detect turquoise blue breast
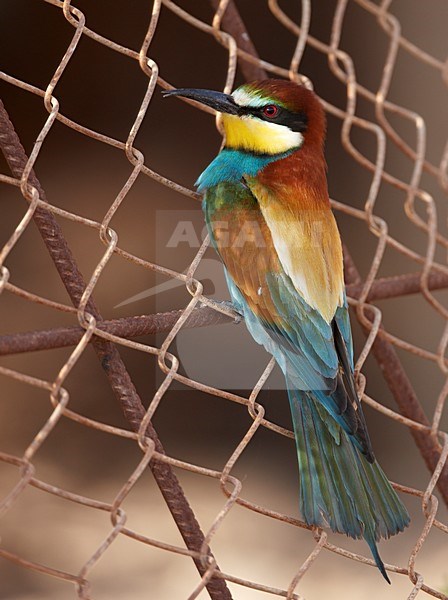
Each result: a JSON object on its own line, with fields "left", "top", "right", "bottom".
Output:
{"left": 196, "top": 148, "right": 292, "bottom": 192}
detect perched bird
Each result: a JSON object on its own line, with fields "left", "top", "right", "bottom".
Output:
{"left": 163, "top": 79, "right": 409, "bottom": 582}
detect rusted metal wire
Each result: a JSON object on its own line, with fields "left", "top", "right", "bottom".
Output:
{"left": 1, "top": 269, "right": 448, "bottom": 356}
{"left": 1, "top": 0, "right": 448, "bottom": 598}
{"left": 344, "top": 253, "right": 448, "bottom": 506}
{"left": 0, "top": 306, "right": 234, "bottom": 356}
{"left": 0, "top": 91, "right": 233, "bottom": 600}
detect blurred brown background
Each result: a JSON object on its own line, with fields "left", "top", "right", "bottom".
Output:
{"left": 1, "top": 1, "right": 448, "bottom": 598}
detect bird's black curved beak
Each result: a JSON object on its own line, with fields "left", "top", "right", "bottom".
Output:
{"left": 162, "top": 88, "right": 240, "bottom": 115}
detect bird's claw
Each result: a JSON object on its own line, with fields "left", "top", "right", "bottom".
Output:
{"left": 200, "top": 299, "right": 242, "bottom": 323}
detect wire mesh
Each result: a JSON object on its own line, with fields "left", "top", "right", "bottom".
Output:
{"left": 1, "top": 0, "right": 448, "bottom": 598}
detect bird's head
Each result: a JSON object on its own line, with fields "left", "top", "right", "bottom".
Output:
{"left": 163, "top": 79, "right": 326, "bottom": 155}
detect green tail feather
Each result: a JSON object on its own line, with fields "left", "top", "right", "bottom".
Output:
{"left": 289, "top": 389, "right": 410, "bottom": 582}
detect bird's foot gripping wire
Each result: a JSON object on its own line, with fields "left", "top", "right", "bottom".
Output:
{"left": 200, "top": 299, "right": 243, "bottom": 323}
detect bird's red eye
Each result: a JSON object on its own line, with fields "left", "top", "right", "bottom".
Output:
{"left": 262, "top": 104, "right": 279, "bottom": 118}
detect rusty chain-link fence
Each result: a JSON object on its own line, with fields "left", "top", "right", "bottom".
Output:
{"left": 1, "top": 0, "right": 448, "bottom": 598}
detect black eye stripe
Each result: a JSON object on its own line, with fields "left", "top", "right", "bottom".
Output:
{"left": 239, "top": 104, "right": 308, "bottom": 133}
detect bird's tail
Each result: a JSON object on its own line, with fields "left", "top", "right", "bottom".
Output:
{"left": 288, "top": 388, "right": 410, "bottom": 583}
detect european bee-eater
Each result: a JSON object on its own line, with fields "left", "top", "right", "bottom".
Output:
{"left": 164, "top": 79, "right": 409, "bottom": 582}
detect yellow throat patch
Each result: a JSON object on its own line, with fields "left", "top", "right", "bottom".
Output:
{"left": 222, "top": 113, "right": 303, "bottom": 155}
